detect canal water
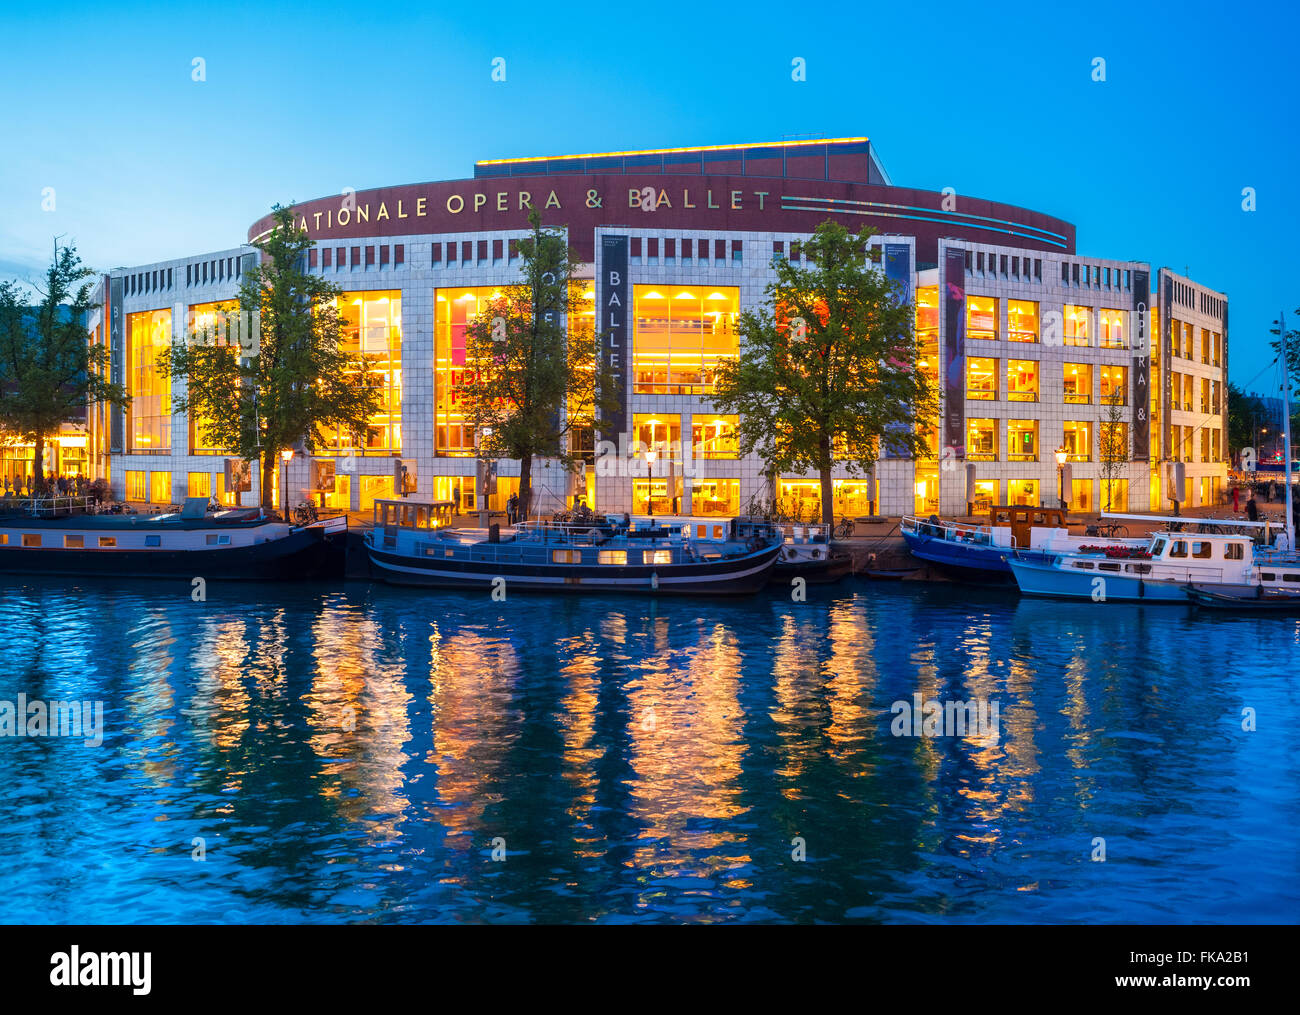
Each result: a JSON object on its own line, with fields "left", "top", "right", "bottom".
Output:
{"left": 0, "top": 576, "right": 1295, "bottom": 924}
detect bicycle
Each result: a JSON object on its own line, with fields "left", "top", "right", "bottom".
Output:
{"left": 293, "top": 500, "right": 320, "bottom": 525}
{"left": 833, "top": 516, "right": 855, "bottom": 539}
{"left": 1095, "top": 520, "right": 1129, "bottom": 539}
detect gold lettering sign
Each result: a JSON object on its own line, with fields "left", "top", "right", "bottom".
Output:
{"left": 447, "top": 195, "right": 463, "bottom": 214}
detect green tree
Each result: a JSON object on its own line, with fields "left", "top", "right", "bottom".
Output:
{"left": 711, "top": 220, "right": 937, "bottom": 526}
{"left": 1099, "top": 393, "right": 1131, "bottom": 512}
{"left": 0, "top": 243, "right": 127, "bottom": 492}
{"left": 166, "top": 205, "right": 380, "bottom": 510}
{"left": 459, "top": 208, "right": 610, "bottom": 519}
{"left": 1226, "top": 381, "right": 1270, "bottom": 459}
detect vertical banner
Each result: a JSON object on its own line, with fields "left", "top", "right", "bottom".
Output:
{"left": 942, "top": 247, "right": 966, "bottom": 459}
{"left": 1162, "top": 274, "right": 1173, "bottom": 462}
{"left": 108, "top": 275, "right": 124, "bottom": 454}
{"left": 882, "top": 242, "right": 912, "bottom": 459}
{"left": 1131, "top": 270, "right": 1150, "bottom": 461}
{"left": 599, "top": 235, "right": 629, "bottom": 438}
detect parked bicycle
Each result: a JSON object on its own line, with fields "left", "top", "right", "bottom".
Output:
{"left": 1094, "top": 520, "right": 1129, "bottom": 539}
{"left": 833, "top": 515, "right": 855, "bottom": 539}
{"left": 292, "top": 500, "right": 320, "bottom": 525}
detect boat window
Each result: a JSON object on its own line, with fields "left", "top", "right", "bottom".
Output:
{"left": 713, "top": 526, "right": 724, "bottom": 539}
{"left": 145, "top": 535, "right": 162, "bottom": 547}
{"left": 552, "top": 549, "right": 579, "bottom": 564}
{"left": 0, "top": 534, "right": 6, "bottom": 545}
{"left": 1074, "top": 561, "right": 1094, "bottom": 569}
{"left": 416, "top": 507, "right": 428, "bottom": 528}
{"left": 64, "top": 534, "right": 84, "bottom": 548}
{"left": 696, "top": 525, "right": 707, "bottom": 539}
{"left": 204, "top": 533, "right": 231, "bottom": 546}
{"left": 1128, "top": 563, "right": 1152, "bottom": 574}
{"left": 1286, "top": 575, "right": 1300, "bottom": 583}
{"left": 647, "top": 549, "right": 672, "bottom": 565}
{"left": 206, "top": 534, "right": 218, "bottom": 545}
{"left": 598, "top": 550, "right": 627, "bottom": 565}
{"left": 680, "top": 525, "right": 690, "bottom": 537}
{"left": 1191, "top": 541, "right": 1213, "bottom": 559}
{"left": 1168, "top": 541, "right": 1187, "bottom": 558}
{"left": 98, "top": 536, "right": 116, "bottom": 547}
{"left": 1150, "top": 538, "right": 1166, "bottom": 556}
{"left": 1262, "top": 572, "right": 1276, "bottom": 581}
{"left": 1224, "top": 544, "right": 1244, "bottom": 560}
{"left": 1098, "top": 562, "right": 1121, "bottom": 572}
{"left": 22, "top": 534, "right": 40, "bottom": 547}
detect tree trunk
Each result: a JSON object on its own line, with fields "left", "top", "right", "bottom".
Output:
{"left": 518, "top": 454, "right": 533, "bottom": 520}
{"left": 261, "top": 451, "right": 275, "bottom": 511}
{"left": 33, "top": 432, "right": 45, "bottom": 494}
{"left": 819, "top": 432, "right": 834, "bottom": 527}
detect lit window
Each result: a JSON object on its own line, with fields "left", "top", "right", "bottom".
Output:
{"left": 1099, "top": 366, "right": 1127, "bottom": 404}
{"left": 632, "top": 286, "right": 739, "bottom": 395}
{"left": 967, "top": 357, "right": 998, "bottom": 400}
{"left": 1064, "top": 421, "right": 1092, "bottom": 461}
{"left": 1064, "top": 306, "right": 1092, "bottom": 346}
{"left": 1006, "top": 360, "right": 1039, "bottom": 402}
{"left": 127, "top": 309, "right": 173, "bottom": 451}
{"left": 1007, "top": 420, "right": 1039, "bottom": 462}
{"left": 64, "top": 534, "right": 84, "bottom": 548}
{"left": 1064, "top": 363, "right": 1092, "bottom": 404}
{"left": 966, "top": 296, "right": 998, "bottom": 341}
{"left": 598, "top": 550, "right": 627, "bottom": 565}
{"left": 1007, "top": 300, "right": 1038, "bottom": 342}
{"left": 967, "top": 419, "right": 997, "bottom": 461}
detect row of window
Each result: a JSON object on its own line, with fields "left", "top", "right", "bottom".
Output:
{"left": 965, "top": 418, "right": 1126, "bottom": 463}
{"left": 966, "top": 251, "right": 1043, "bottom": 281}
{"left": 4, "top": 532, "right": 229, "bottom": 548}
{"left": 1168, "top": 318, "right": 1223, "bottom": 364}
{"left": 965, "top": 359, "right": 1130, "bottom": 403}
{"left": 310, "top": 245, "right": 406, "bottom": 271}
{"left": 1060, "top": 262, "right": 1132, "bottom": 291}
{"left": 1168, "top": 372, "right": 1221, "bottom": 415}
{"left": 919, "top": 295, "right": 1133, "bottom": 347}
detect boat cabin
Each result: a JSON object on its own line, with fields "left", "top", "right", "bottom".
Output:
{"left": 374, "top": 499, "right": 455, "bottom": 540}
{"left": 989, "top": 506, "right": 1068, "bottom": 551}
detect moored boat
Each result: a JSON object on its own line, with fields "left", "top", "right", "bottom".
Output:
{"left": 902, "top": 506, "right": 1144, "bottom": 582}
{"left": 1008, "top": 531, "right": 1295, "bottom": 603}
{"left": 0, "top": 497, "right": 347, "bottom": 581}
{"left": 768, "top": 522, "right": 853, "bottom": 585}
{"left": 1186, "top": 584, "right": 1300, "bottom": 611}
{"left": 364, "top": 500, "right": 782, "bottom": 595}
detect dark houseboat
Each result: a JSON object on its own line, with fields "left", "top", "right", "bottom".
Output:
{"left": 364, "top": 500, "right": 782, "bottom": 594}
{"left": 0, "top": 497, "right": 347, "bottom": 580}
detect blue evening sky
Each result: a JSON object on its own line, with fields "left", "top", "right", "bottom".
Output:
{"left": 1, "top": 0, "right": 1296, "bottom": 388}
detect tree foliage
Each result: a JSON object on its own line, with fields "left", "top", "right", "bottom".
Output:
{"left": 166, "top": 205, "right": 381, "bottom": 509}
{"left": 0, "top": 244, "right": 127, "bottom": 490}
{"left": 459, "top": 207, "right": 612, "bottom": 518}
{"left": 711, "top": 220, "right": 937, "bottom": 525}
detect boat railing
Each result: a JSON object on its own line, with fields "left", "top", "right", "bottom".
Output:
{"left": 7, "top": 495, "right": 99, "bottom": 517}
{"left": 901, "top": 514, "right": 998, "bottom": 547}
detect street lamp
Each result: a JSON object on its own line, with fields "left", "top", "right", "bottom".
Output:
{"left": 280, "top": 447, "right": 293, "bottom": 517}
{"left": 645, "top": 447, "right": 658, "bottom": 515}
{"left": 1054, "top": 446, "right": 1068, "bottom": 511}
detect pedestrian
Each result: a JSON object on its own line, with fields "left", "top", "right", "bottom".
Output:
{"left": 1232, "top": 485, "right": 1239, "bottom": 513}
{"left": 1246, "top": 493, "right": 1259, "bottom": 522}
{"left": 452, "top": 484, "right": 460, "bottom": 510}
{"left": 506, "top": 491, "right": 518, "bottom": 525}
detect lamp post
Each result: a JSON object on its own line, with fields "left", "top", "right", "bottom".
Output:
{"left": 280, "top": 447, "right": 294, "bottom": 518}
{"left": 645, "top": 448, "right": 657, "bottom": 515}
{"left": 1054, "top": 446, "right": 1067, "bottom": 511}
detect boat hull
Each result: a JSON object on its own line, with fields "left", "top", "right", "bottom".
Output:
{"left": 0, "top": 527, "right": 343, "bottom": 581}
{"left": 1008, "top": 558, "right": 1189, "bottom": 602}
{"left": 366, "top": 541, "right": 780, "bottom": 595}
{"left": 902, "top": 531, "right": 1015, "bottom": 582}
{"left": 770, "top": 549, "right": 853, "bottom": 585}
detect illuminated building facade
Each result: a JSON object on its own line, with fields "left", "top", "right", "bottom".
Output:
{"left": 81, "top": 138, "right": 1228, "bottom": 516}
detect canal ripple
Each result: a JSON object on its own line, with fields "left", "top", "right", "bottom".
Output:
{"left": 0, "top": 576, "right": 1295, "bottom": 923}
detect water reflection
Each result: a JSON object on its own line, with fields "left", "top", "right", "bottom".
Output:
{"left": 0, "top": 576, "right": 1296, "bottom": 924}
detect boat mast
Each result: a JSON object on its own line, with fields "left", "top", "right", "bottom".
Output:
{"left": 1281, "top": 311, "right": 1295, "bottom": 549}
